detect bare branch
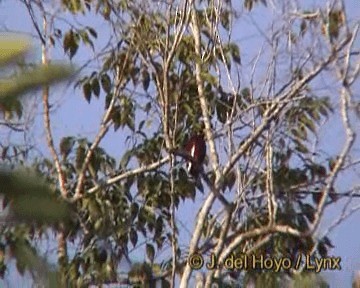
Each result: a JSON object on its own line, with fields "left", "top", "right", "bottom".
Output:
{"left": 222, "top": 34, "right": 352, "bottom": 178}
{"left": 218, "top": 224, "right": 302, "bottom": 264}
{"left": 41, "top": 14, "right": 68, "bottom": 198}
{"left": 87, "top": 156, "right": 170, "bottom": 194}
{"left": 307, "top": 26, "right": 358, "bottom": 236}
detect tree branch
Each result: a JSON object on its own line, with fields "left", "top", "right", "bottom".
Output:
{"left": 222, "top": 34, "right": 352, "bottom": 179}
{"left": 306, "top": 26, "right": 358, "bottom": 236}
{"left": 73, "top": 46, "right": 134, "bottom": 200}
{"left": 40, "top": 14, "right": 68, "bottom": 199}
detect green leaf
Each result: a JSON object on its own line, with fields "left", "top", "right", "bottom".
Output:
{"left": 105, "top": 92, "right": 113, "bottom": 109}
{"left": 63, "top": 30, "right": 79, "bottom": 59}
{"left": 112, "top": 108, "right": 121, "bottom": 132}
{"left": 12, "top": 99, "right": 23, "bottom": 119}
{"left": 155, "top": 216, "right": 163, "bottom": 238}
{"left": 300, "top": 20, "right": 307, "bottom": 36}
{"left": 142, "top": 70, "right": 150, "bottom": 91}
{"left": 126, "top": 117, "right": 135, "bottom": 131}
{"left": 91, "top": 78, "right": 100, "bottom": 98}
{"left": 244, "top": 0, "right": 254, "bottom": 11}
{"left": 318, "top": 104, "right": 329, "bottom": 117}
{"left": 79, "top": 30, "right": 94, "bottom": 50}
{"left": 100, "top": 74, "right": 112, "bottom": 93}
{"left": 307, "top": 109, "right": 321, "bottom": 122}
{"left": 220, "top": 10, "right": 230, "bottom": 30}
{"left": 146, "top": 243, "right": 155, "bottom": 263}
{"left": 60, "top": 136, "right": 75, "bottom": 160}
{"left": 200, "top": 72, "right": 217, "bottom": 85}
{"left": 225, "top": 170, "right": 236, "bottom": 191}
{"left": 87, "top": 27, "right": 98, "bottom": 39}
{"left": 120, "top": 150, "right": 133, "bottom": 169}
{"left": 0, "top": 169, "right": 72, "bottom": 224}
{"left": 229, "top": 43, "right": 241, "bottom": 64}
{"left": 301, "top": 203, "right": 315, "bottom": 222}
{"left": 63, "top": 0, "right": 84, "bottom": 13}
{"left": 76, "top": 145, "right": 86, "bottom": 170}
{"left": 88, "top": 199, "right": 101, "bottom": 219}
{"left": 130, "top": 202, "right": 139, "bottom": 221}
{"left": 130, "top": 229, "right": 138, "bottom": 247}
{"left": 294, "top": 139, "right": 309, "bottom": 154}
{"left": 83, "top": 82, "right": 92, "bottom": 103}
{"left": 144, "top": 102, "right": 151, "bottom": 113}
{"left": 0, "top": 37, "right": 30, "bottom": 66}
{"left": 1, "top": 146, "right": 8, "bottom": 160}
{"left": 183, "top": 103, "right": 195, "bottom": 117}
{"left": 0, "top": 65, "right": 74, "bottom": 100}
{"left": 300, "top": 115, "right": 316, "bottom": 133}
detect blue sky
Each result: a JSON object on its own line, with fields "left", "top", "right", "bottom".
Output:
{"left": 1, "top": 0, "right": 360, "bottom": 287}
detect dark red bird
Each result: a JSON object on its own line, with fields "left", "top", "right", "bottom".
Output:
{"left": 184, "top": 133, "right": 206, "bottom": 177}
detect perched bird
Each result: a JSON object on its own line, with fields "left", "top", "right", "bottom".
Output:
{"left": 184, "top": 132, "right": 206, "bottom": 178}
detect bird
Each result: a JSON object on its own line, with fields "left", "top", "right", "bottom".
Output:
{"left": 184, "top": 132, "right": 206, "bottom": 178}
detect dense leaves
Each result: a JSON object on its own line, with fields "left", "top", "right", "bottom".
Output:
{"left": 0, "top": 37, "right": 74, "bottom": 284}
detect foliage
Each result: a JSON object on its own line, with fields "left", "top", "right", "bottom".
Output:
{"left": 0, "top": 37, "right": 73, "bottom": 282}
